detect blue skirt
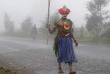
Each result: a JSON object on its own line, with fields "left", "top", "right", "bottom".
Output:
{"left": 57, "top": 36, "right": 77, "bottom": 63}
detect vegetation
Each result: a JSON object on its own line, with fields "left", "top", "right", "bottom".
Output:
{"left": 4, "top": 13, "right": 15, "bottom": 36}
{"left": 0, "top": 65, "right": 19, "bottom": 74}
{"left": 85, "top": 0, "right": 110, "bottom": 42}
{"left": 1, "top": 1, "right": 110, "bottom": 44}
{"left": 21, "top": 17, "right": 33, "bottom": 37}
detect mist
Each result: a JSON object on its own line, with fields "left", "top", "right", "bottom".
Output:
{"left": 0, "top": 0, "right": 94, "bottom": 30}
{"left": 0, "top": 0, "right": 110, "bottom": 74}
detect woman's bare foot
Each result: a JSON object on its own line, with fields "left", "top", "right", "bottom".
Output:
{"left": 58, "top": 68, "right": 64, "bottom": 73}
{"left": 69, "top": 69, "right": 76, "bottom": 74}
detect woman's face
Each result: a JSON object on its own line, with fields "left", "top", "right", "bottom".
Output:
{"left": 62, "top": 12, "right": 68, "bottom": 18}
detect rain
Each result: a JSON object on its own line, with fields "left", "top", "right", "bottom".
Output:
{"left": 0, "top": 0, "right": 110, "bottom": 74}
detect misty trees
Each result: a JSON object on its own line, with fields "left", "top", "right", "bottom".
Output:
{"left": 86, "top": 13, "right": 102, "bottom": 37}
{"left": 3, "top": 15, "right": 34, "bottom": 38}
{"left": 101, "top": 22, "right": 110, "bottom": 38}
{"left": 21, "top": 17, "right": 33, "bottom": 37}
{"left": 100, "top": 22, "right": 110, "bottom": 43}
{"left": 86, "top": 0, "right": 110, "bottom": 41}
{"left": 4, "top": 13, "right": 15, "bottom": 35}
{"left": 79, "top": 26, "right": 84, "bottom": 38}
{"left": 3, "top": 14, "right": 34, "bottom": 38}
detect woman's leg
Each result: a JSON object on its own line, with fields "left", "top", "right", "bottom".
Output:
{"left": 68, "top": 62, "right": 76, "bottom": 74}
{"left": 58, "top": 63, "right": 64, "bottom": 73}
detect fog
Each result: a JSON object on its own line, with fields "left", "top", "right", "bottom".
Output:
{"left": 0, "top": 0, "right": 110, "bottom": 74}
{"left": 0, "top": 0, "right": 110, "bottom": 42}
{"left": 0, "top": 0, "right": 96, "bottom": 31}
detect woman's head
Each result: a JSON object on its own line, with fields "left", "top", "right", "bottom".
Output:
{"left": 58, "top": 6, "right": 70, "bottom": 18}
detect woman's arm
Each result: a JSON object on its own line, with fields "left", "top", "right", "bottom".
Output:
{"left": 70, "top": 28, "right": 78, "bottom": 46}
{"left": 72, "top": 35, "right": 78, "bottom": 46}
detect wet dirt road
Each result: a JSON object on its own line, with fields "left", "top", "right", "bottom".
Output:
{"left": 0, "top": 36, "right": 110, "bottom": 74}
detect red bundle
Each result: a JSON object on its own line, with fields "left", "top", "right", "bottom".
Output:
{"left": 58, "top": 8, "right": 70, "bottom": 15}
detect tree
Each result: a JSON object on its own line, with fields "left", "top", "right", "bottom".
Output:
{"left": 21, "top": 17, "right": 33, "bottom": 36}
{"left": 86, "top": 0, "right": 110, "bottom": 40}
{"left": 86, "top": 13, "right": 102, "bottom": 35}
{"left": 79, "top": 26, "right": 85, "bottom": 38}
{"left": 4, "top": 13, "right": 15, "bottom": 35}
{"left": 101, "top": 22, "right": 110, "bottom": 38}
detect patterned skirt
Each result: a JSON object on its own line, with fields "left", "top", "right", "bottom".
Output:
{"left": 57, "top": 36, "right": 77, "bottom": 63}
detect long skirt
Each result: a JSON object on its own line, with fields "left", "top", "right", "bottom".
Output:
{"left": 57, "top": 36, "right": 77, "bottom": 63}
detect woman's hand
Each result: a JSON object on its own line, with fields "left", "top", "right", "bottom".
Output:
{"left": 74, "top": 40, "right": 78, "bottom": 46}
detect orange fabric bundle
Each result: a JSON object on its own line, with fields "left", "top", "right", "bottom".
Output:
{"left": 58, "top": 8, "right": 70, "bottom": 15}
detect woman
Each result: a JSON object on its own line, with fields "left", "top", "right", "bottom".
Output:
{"left": 47, "top": 6, "right": 78, "bottom": 74}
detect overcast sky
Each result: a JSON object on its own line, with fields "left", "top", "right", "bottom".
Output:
{"left": 0, "top": 0, "right": 110, "bottom": 31}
